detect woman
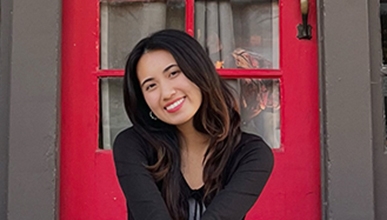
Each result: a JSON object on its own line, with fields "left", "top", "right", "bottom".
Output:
{"left": 113, "top": 29, "right": 274, "bottom": 220}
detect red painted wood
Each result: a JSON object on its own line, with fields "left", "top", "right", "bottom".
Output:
{"left": 95, "top": 70, "right": 124, "bottom": 77}
{"left": 61, "top": 0, "right": 320, "bottom": 219}
{"left": 186, "top": 0, "right": 194, "bottom": 36}
{"left": 245, "top": 1, "right": 321, "bottom": 219}
{"left": 248, "top": 0, "right": 320, "bottom": 219}
{"left": 95, "top": 69, "right": 283, "bottom": 78}
{"left": 60, "top": 0, "right": 99, "bottom": 219}
{"left": 217, "top": 69, "right": 282, "bottom": 79}
{"left": 95, "top": 150, "right": 127, "bottom": 219}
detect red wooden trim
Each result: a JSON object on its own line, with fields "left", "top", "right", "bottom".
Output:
{"left": 95, "top": 150, "right": 127, "bottom": 219}
{"left": 101, "top": 0, "right": 169, "bottom": 2}
{"left": 95, "top": 69, "right": 282, "bottom": 78}
{"left": 185, "top": 0, "right": 194, "bottom": 36}
{"left": 218, "top": 69, "right": 282, "bottom": 79}
{"left": 60, "top": 0, "right": 100, "bottom": 219}
{"left": 95, "top": 70, "right": 124, "bottom": 77}
{"left": 268, "top": 0, "right": 320, "bottom": 218}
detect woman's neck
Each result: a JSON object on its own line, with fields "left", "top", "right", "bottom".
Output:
{"left": 177, "top": 121, "right": 209, "bottom": 153}
{"left": 178, "top": 120, "right": 209, "bottom": 190}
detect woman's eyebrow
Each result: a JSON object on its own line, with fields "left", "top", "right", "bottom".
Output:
{"left": 163, "top": 64, "right": 178, "bottom": 73}
{"left": 140, "top": 77, "right": 154, "bottom": 87}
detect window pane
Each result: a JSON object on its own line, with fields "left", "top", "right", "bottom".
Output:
{"left": 240, "top": 79, "right": 280, "bottom": 148}
{"left": 100, "top": 0, "right": 185, "bottom": 69}
{"left": 228, "top": 78, "right": 281, "bottom": 148}
{"left": 100, "top": 77, "right": 280, "bottom": 149}
{"left": 100, "top": 77, "right": 132, "bottom": 150}
{"left": 381, "top": 2, "right": 387, "bottom": 65}
{"left": 195, "top": 0, "right": 279, "bottom": 69}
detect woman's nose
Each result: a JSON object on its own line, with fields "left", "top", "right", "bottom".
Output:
{"left": 161, "top": 83, "right": 176, "bottom": 100}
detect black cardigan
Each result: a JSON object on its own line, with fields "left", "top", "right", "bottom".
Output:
{"left": 113, "top": 127, "right": 274, "bottom": 220}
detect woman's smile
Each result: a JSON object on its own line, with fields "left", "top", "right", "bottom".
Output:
{"left": 165, "top": 97, "right": 185, "bottom": 113}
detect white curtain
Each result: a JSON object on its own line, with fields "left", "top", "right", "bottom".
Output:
{"left": 195, "top": 1, "right": 234, "bottom": 68}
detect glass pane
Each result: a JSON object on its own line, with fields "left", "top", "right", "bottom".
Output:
{"left": 100, "top": 0, "right": 186, "bottom": 69}
{"left": 238, "top": 78, "right": 280, "bottom": 148}
{"left": 195, "top": 0, "right": 279, "bottom": 69}
{"left": 227, "top": 79, "right": 280, "bottom": 148}
{"left": 100, "top": 77, "right": 280, "bottom": 149}
{"left": 100, "top": 77, "right": 132, "bottom": 149}
{"left": 381, "top": 2, "right": 387, "bottom": 65}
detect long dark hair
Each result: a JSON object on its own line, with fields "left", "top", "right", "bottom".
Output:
{"left": 123, "top": 29, "right": 242, "bottom": 219}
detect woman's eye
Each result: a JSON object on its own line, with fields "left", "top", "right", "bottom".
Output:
{"left": 145, "top": 83, "right": 156, "bottom": 91}
{"left": 169, "top": 70, "right": 180, "bottom": 78}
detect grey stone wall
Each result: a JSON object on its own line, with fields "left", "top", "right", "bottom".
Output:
{"left": 370, "top": 0, "right": 387, "bottom": 218}
{"left": 319, "top": 0, "right": 387, "bottom": 219}
{"left": 3, "top": 0, "right": 61, "bottom": 219}
{"left": 0, "top": 0, "right": 12, "bottom": 218}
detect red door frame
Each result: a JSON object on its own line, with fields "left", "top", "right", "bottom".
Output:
{"left": 61, "top": 0, "right": 320, "bottom": 219}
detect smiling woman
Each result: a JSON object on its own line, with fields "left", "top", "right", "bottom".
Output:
{"left": 137, "top": 50, "right": 202, "bottom": 127}
{"left": 113, "top": 29, "right": 274, "bottom": 220}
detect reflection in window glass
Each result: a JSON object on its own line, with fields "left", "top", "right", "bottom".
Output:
{"left": 239, "top": 79, "right": 280, "bottom": 148}
{"left": 195, "top": 0, "right": 279, "bottom": 69}
{"left": 100, "top": 0, "right": 185, "bottom": 69}
{"left": 227, "top": 79, "right": 281, "bottom": 148}
{"left": 99, "top": 77, "right": 280, "bottom": 149}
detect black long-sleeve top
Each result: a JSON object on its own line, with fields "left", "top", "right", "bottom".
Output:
{"left": 113, "top": 127, "right": 274, "bottom": 220}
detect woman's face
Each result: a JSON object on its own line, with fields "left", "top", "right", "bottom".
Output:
{"left": 137, "top": 49, "right": 202, "bottom": 127}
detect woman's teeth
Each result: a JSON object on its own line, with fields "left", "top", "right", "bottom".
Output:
{"left": 166, "top": 98, "right": 184, "bottom": 110}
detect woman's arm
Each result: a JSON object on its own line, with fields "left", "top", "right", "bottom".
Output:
{"left": 113, "top": 128, "right": 172, "bottom": 220}
{"left": 201, "top": 137, "right": 274, "bottom": 220}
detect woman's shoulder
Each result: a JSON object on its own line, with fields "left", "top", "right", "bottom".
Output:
{"left": 234, "top": 132, "right": 273, "bottom": 161}
{"left": 239, "top": 132, "right": 266, "bottom": 148}
{"left": 113, "top": 127, "right": 141, "bottom": 146}
{"left": 223, "top": 132, "right": 274, "bottom": 183}
{"left": 113, "top": 127, "right": 151, "bottom": 160}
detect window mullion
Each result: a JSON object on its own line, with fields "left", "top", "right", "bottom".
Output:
{"left": 186, "top": 0, "right": 195, "bottom": 36}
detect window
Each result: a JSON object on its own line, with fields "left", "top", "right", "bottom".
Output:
{"left": 99, "top": 0, "right": 280, "bottom": 149}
